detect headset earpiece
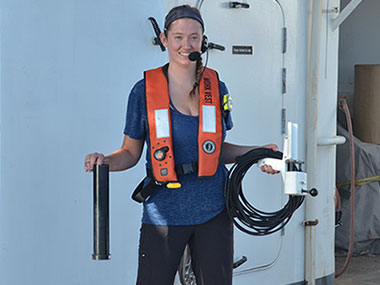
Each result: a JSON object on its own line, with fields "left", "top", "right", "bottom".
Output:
{"left": 201, "top": 35, "right": 208, "bottom": 53}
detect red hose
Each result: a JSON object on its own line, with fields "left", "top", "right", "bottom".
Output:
{"left": 335, "top": 98, "right": 355, "bottom": 278}
{"left": 335, "top": 187, "right": 341, "bottom": 212}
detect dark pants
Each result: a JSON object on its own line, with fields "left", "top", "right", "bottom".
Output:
{"left": 136, "top": 210, "right": 234, "bottom": 285}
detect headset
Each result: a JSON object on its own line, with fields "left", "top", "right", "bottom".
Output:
{"left": 201, "top": 35, "right": 208, "bottom": 53}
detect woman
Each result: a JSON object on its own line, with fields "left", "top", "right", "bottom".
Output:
{"left": 85, "top": 5, "right": 278, "bottom": 285}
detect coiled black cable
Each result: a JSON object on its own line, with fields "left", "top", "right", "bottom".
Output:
{"left": 225, "top": 148, "right": 304, "bottom": 236}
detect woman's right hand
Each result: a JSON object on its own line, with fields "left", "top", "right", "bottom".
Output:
{"left": 83, "top": 136, "right": 144, "bottom": 173}
{"left": 84, "top": 152, "right": 106, "bottom": 172}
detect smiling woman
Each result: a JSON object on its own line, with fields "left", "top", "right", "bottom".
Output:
{"left": 160, "top": 6, "right": 206, "bottom": 113}
{"left": 160, "top": 16, "right": 204, "bottom": 116}
{"left": 161, "top": 19, "right": 202, "bottom": 69}
{"left": 84, "top": 4, "right": 278, "bottom": 285}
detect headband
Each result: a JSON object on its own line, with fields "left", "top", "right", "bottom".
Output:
{"left": 164, "top": 6, "right": 204, "bottom": 31}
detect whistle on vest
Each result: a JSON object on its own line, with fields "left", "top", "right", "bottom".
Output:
{"left": 153, "top": 146, "right": 169, "bottom": 161}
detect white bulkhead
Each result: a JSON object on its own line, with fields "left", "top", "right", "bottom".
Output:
{"left": 0, "top": 0, "right": 341, "bottom": 284}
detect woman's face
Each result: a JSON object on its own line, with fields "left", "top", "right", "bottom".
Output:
{"left": 161, "top": 18, "right": 203, "bottom": 68}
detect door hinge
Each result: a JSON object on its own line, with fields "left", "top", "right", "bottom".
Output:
{"left": 282, "top": 27, "right": 287, "bottom": 54}
{"left": 282, "top": 68, "right": 287, "bottom": 94}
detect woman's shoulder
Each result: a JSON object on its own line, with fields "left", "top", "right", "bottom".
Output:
{"left": 219, "top": 80, "right": 228, "bottom": 95}
{"left": 130, "top": 78, "right": 145, "bottom": 95}
{"left": 128, "top": 79, "right": 146, "bottom": 100}
{"left": 127, "top": 79, "right": 146, "bottom": 111}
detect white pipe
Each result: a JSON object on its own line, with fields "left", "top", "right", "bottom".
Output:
{"left": 317, "top": 135, "right": 346, "bottom": 146}
{"left": 331, "top": 0, "right": 364, "bottom": 31}
{"left": 289, "top": 122, "right": 299, "bottom": 161}
{"left": 305, "top": 0, "right": 323, "bottom": 284}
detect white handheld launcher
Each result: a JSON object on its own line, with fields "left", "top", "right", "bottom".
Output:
{"left": 258, "top": 122, "right": 318, "bottom": 197}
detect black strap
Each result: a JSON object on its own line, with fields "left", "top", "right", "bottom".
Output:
{"left": 131, "top": 178, "right": 156, "bottom": 203}
{"left": 132, "top": 162, "right": 199, "bottom": 203}
{"left": 146, "top": 162, "right": 198, "bottom": 181}
{"left": 175, "top": 162, "right": 198, "bottom": 176}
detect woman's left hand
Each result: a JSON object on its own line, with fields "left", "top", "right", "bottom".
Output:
{"left": 260, "top": 144, "right": 280, "bottom": 174}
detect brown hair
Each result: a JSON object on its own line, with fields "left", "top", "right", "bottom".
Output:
{"left": 190, "top": 57, "right": 203, "bottom": 97}
{"left": 164, "top": 5, "right": 204, "bottom": 36}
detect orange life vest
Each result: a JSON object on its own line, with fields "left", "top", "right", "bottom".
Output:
{"left": 144, "top": 66, "right": 223, "bottom": 184}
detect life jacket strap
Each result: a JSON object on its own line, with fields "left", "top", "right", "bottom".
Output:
{"left": 131, "top": 178, "right": 156, "bottom": 203}
{"left": 175, "top": 162, "right": 198, "bottom": 176}
{"left": 146, "top": 163, "right": 198, "bottom": 181}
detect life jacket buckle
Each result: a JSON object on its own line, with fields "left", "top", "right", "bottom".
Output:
{"left": 154, "top": 180, "right": 164, "bottom": 186}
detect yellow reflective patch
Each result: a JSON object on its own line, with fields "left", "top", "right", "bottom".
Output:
{"left": 166, "top": 182, "right": 182, "bottom": 189}
{"left": 223, "top": 94, "right": 233, "bottom": 111}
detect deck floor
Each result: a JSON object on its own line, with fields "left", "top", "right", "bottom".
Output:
{"left": 335, "top": 255, "right": 380, "bottom": 285}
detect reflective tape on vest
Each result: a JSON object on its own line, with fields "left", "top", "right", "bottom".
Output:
{"left": 154, "top": 109, "right": 170, "bottom": 138}
{"left": 202, "top": 105, "right": 216, "bottom": 133}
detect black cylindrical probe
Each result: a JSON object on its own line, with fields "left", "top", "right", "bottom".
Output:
{"left": 92, "top": 164, "right": 110, "bottom": 260}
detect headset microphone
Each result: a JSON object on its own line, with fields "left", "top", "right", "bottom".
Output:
{"left": 188, "top": 51, "right": 202, "bottom": 62}
{"left": 188, "top": 37, "right": 225, "bottom": 62}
